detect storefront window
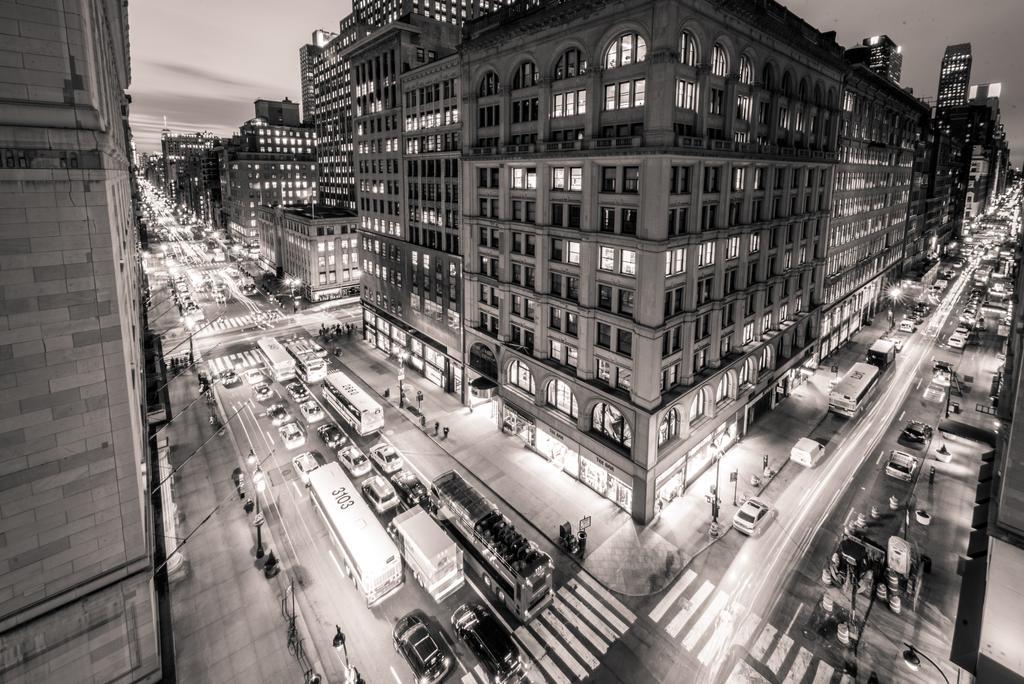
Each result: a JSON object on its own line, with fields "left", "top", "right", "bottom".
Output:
{"left": 580, "top": 457, "right": 609, "bottom": 494}
{"left": 507, "top": 359, "right": 536, "bottom": 394}
{"left": 591, "top": 402, "right": 632, "bottom": 449}
{"left": 545, "top": 379, "right": 578, "bottom": 419}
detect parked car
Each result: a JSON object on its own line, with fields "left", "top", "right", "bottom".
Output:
{"left": 292, "top": 450, "right": 326, "bottom": 486}
{"left": 900, "top": 421, "right": 933, "bottom": 444}
{"left": 885, "top": 450, "right": 919, "bottom": 482}
{"left": 392, "top": 614, "right": 452, "bottom": 684}
{"left": 279, "top": 422, "right": 305, "bottom": 450}
{"left": 300, "top": 400, "right": 324, "bottom": 424}
{"left": 286, "top": 382, "right": 309, "bottom": 402}
{"left": 252, "top": 383, "right": 274, "bottom": 402}
{"left": 898, "top": 319, "right": 917, "bottom": 333}
{"left": 955, "top": 324, "right": 972, "bottom": 337}
{"left": 732, "top": 497, "right": 775, "bottom": 536}
{"left": 361, "top": 475, "right": 400, "bottom": 513}
{"left": 267, "top": 403, "right": 291, "bottom": 426}
{"left": 218, "top": 369, "right": 241, "bottom": 388}
{"left": 451, "top": 604, "right": 524, "bottom": 684}
{"left": 390, "top": 470, "right": 428, "bottom": 508}
{"left": 317, "top": 423, "right": 346, "bottom": 449}
{"left": 948, "top": 332, "right": 967, "bottom": 349}
{"left": 882, "top": 335, "right": 905, "bottom": 352}
{"left": 338, "top": 444, "right": 371, "bottom": 477}
{"left": 369, "top": 442, "right": 404, "bottom": 474}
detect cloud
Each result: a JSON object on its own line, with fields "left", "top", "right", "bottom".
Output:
{"left": 140, "top": 60, "right": 260, "bottom": 91}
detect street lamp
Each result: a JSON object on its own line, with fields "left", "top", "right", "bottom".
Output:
{"left": 286, "top": 277, "right": 302, "bottom": 312}
{"left": 902, "top": 644, "right": 949, "bottom": 684}
{"left": 252, "top": 463, "right": 266, "bottom": 559}
{"left": 397, "top": 351, "right": 408, "bottom": 408}
{"left": 887, "top": 286, "right": 902, "bottom": 330}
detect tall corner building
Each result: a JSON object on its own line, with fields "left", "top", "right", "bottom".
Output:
{"left": 937, "top": 43, "right": 972, "bottom": 111}
{"left": 0, "top": 0, "right": 162, "bottom": 681}
{"left": 300, "top": 30, "right": 337, "bottom": 125}
{"left": 459, "top": 0, "right": 846, "bottom": 523}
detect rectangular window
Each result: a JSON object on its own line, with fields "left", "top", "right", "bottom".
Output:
{"left": 599, "top": 206, "right": 615, "bottom": 232}
{"left": 601, "top": 166, "right": 617, "bottom": 193}
{"left": 600, "top": 246, "right": 615, "bottom": 271}
{"left": 550, "top": 238, "right": 564, "bottom": 261}
{"left": 620, "top": 249, "right": 636, "bottom": 275}
{"left": 566, "top": 241, "right": 580, "bottom": 264}
{"left": 750, "top": 233, "right": 761, "bottom": 253}
{"left": 743, "top": 322, "right": 755, "bottom": 344}
{"left": 511, "top": 167, "right": 537, "bottom": 189}
{"left": 698, "top": 241, "right": 715, "bottom": 267}
{"left": 671, "top": 166, "right": 691, "bottom": 193}
{"left": 616, "top": 330, "right": 633, "bottom": 357}
{"left": 676, "top": 80, "right": 699, "bottom": 110}
{"left": 598, "top": 284, "right": 613, "bottom": 311}
{"left": 709, "top": 87, "right": 724, "bottom": 115}
{"left": 726, "top": 236, "right": 740, "bottom": 260}
{"left": 549, "top": 338, "right": 563, "bottom": 361}
{"left": 620, "top": 209, "right": 637, "bottom": 235}
{"left": 596, "top": 322, "right": 612, "bottom": 348}
{"left": 623, "top": 166, "right": 640, "bottom": 193}
{"left": 736, "top": 94, "right": 752, "bottom": 120}
{"left": 732, "top": 167, "right": 746, "bottom": 192}
{"left": 619, "top": 289, "right": 635, "bottom": 316}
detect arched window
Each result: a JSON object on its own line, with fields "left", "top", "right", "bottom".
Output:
{"left": 479, "top": 71, "right": 500, "bottom": 97}
{"left": 759, "top": 345, "right": 772, "bottom": 371}
{"left": 739, "top": 361, "right": 750, "bottom": 387}
{"left": 711, "top": 44, "right": 728, "bottom": 76}
{"left": 715, "top": 378, "right": 729, "bottom": 404}
{"left": 507, "top": 359, "right": 535, "bottom": 394}
{"left": 680, "top": 31, "right": 697, "bottom": 66}
{"left": 658, "top": 409, "right": 679, "bottom": 446}
{"left": 689, "top": 389, "right": 707, "bottom": 424}
{"left": 512, "top": 61, "right": 538, "bottom": 90}
{"left": 761, "top": 64, "right": 774, "bottom": 90}
{"left": 553, "top": 47, "right": 587, "bottom": 80}
{"left": 605, "top": 32, "right": 647, "bottom": 69}
{"left": 781, "top": 71, "right": 792, "bottom": 96}
{"left": 546, "top": 379, "right": 578, "bottom": 418}
{"left": 738, "top": 55, "right": 753, "bottom": 85}
{"left": 592, "top": 402, "right": 632, "bottom": 448}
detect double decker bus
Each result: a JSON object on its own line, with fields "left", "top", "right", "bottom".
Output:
{"left": 322, "top": 371, "right": 384, "bottom": 436}
{"left": 308, "top": 463, "right": 403, "bottom": 605}
{"left": 285, "top": 344, "right": 327, "bottom": 383}
{"left": 430, "top": 470, "right": 553, "bottom": 622}
{"left": 828, "top": 362, "right": 881, "bottom": 417}
{"left": 256, "top": 337, "right": 296, "bottom": 383}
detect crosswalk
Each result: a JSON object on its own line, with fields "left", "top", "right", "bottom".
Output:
{"left": 195, "top": 311, "right": 283, "bottom": 337}
{"left": 206, "top": 350, "right": 265, "bottom": 376}
{"left": 648, "top": 569, "right": 845, "bottom": 684}
{"left": 458, "top": 572, "right": 636, "bottom": 684}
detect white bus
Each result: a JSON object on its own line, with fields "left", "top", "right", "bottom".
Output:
{"left": 256, "top": 337, "right": 296, "bottom": 383}
{"left": 828, "top": 362, "right": 881, "bottom": 417}
{"left": 308, "top": 463, "right": 403, "bottom": 605}
{"left": 285, "top": 342, "right": 328, "bottom": 383}
{"left": 322, "top": 371, "right": 384, "bottom": 436}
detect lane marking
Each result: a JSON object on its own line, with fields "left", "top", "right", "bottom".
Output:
{"left": 876, "top": 450, "right": 886, "bottom": 466}
{"left": 785, "top": 603, "right": 804, "bottom": 635}
{"left": 898, "top": 410, "right": 905, "bottom": 421}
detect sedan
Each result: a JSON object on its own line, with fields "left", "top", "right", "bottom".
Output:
{"left": 898, "top": 319, "right": 917, "bottom": 333}
{"left": 369, "top": 442, "right": 404, "bottom": 474}
{"left": 279, "top": 422, "right": 305, "bottom": 450}
{"left": 218, "top": 369, "right": 241, "bottom": 388}
{"left": 452, "top": 604, "right": 524, "bottom": 684}
{"left": 732, "top": 497, "right": 775, "bottom": 536}
{"left": 267, "top": 403, "right": 291, "bottom": 426}
{"left": 361, "top": 475, "right": 400, "bottom": 513}
{"left": 286, "top": 382, "right": 309, "bottom": 402}
{"left": 955, "top": 324, "right": 972, "bottom": 337}
{"left": 252, "top": 383, "right": 274, "bottom": 402}
{"left": 390, "top": 470, "right": 428, "bottom": 508}
{"left": 948, "top": 332, "right": 967, "bottom": 349}
{"left": 300, "top": 400, "right": 324, "bottom": 424}
{"left": 885, "top": 450, "right": 919, "bottom": 482}
{"left": 393, "top": 614, "right": 452, "bottom": 684}
{"left": 292, "top": 450, "right": 326, "bottom": 486}
{"left": 316, "top": 423, "right": 346, "bottom": 449}
{"left": 245, "top": 368, "right": 267, "bottom": 386}
{"left": 900, "top": 421, "right": 933, "bottom": 444}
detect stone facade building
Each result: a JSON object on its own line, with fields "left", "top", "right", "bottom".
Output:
{"left": 459, "top": 0, "right": 845, "bottom": 523}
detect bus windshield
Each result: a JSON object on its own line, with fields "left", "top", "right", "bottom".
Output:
{"left": 256, "top": 337, "right": 296, "bottom": 383}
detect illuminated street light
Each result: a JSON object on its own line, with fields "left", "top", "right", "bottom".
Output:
{"left": 886, "top": 285, "right": 903, "bottom": 330}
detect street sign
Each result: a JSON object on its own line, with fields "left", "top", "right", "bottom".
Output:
{"left": 397, "top": 369, "right": 405, "bottom": 381}
{"left": 579, "top": 516, "right": 591, "bottom": 531}
{"left": 831, "top": 365, "right": 839, "bottom": 374}
{"left": 729, "top": 470, "right": 738, "bottom": 482}
{"left": 254, "top": 513, "right": 265, "bottom": 527}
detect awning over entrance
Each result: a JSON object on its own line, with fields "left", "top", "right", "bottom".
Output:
{"left": 469, "top": 376, "right": 498, "bottom": 399}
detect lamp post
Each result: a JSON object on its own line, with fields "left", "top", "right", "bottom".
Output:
{"left": 286, "top": 277, "right": 301, "bottom": 312}
{"left": 397, "top": 351, "right": 408, "bottom": 408}
{"left": 887, "top": 285, "right": 902, "bottom": 331}
{"left": 249, "top": 449, "right": 266, "bottom": 559}
{"left": 902, "top": 644, "right": 950, "bottom": 684}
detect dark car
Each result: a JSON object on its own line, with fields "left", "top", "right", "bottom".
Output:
{"left": 393, "top": 614, "right": 452, "bottom": 684}
{"left": 390, "top": 469, "right": 428, "bottom": 508}
{"left": 452, "top": 604, "right": 524, "bottom": 684}
{"left": 218, "top": 369, "right": 241, "bottom": 388}
{"left": 317, "top": 423, "right": 346, "bottom": 449}
{"left": 912, "top": 302, "right": 931, "bottom": 316}
{"left": 286, "top": 382, "right": 309, "bottom": 402}
{"left": 900, "top": 421, "right": 933, "bottom": 444}
{"left": 267, "top": 403, "right": 290, "bottom": 426}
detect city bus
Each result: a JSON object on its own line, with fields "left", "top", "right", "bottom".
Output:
{"left": 322, "top": 371, "right": 384, "bottom": 436}
{"left": 285, "top": 344, "right": 327, "bottom": 383}
{"left": 256, "top": 337, "right": 296, "bottom": 383}
{"left": 308, "top": 462, "right": 403, "bottom": 605}
{"left": 828, "top": 362, "right": 881, "bottom": 417}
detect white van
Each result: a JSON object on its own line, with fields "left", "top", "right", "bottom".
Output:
{"left": 791, "top": 438, "right": 825, "bottom": 467}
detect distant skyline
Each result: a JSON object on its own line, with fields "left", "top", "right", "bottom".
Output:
{"left": 128, "top": 0, "right": 1022, "bottom": 167}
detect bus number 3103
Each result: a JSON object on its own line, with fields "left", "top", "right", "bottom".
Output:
{"left": 331, "top": 487, "right": 354, "bottom": 509}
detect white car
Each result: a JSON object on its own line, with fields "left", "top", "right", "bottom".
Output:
{"left": 300, "top": 400, "right": 324, "bottom": 424}
{"left": 732, "top": 497, "right": 775, "bottom": 536}
{"left": 338, "top": 445, "right": 371, "bottom": 477}
{"left": 361, "top": 475, "right": 400, "bottom": 513}
{"left": 898, "top": 319, "right": 916, "bottom": 333}
{"left": 954, "top": 324, "right": 971, "bottom": 337}
{"left": 948, "top": 332, "right": 967, "bottom": 349}
{"left": 292, "top": 451, "right": 326, "bottom": 486}
{"left": 368, "top": 442, "right": 404, "bottom": 474}
{"left": 279, "top": 422, "right": 305, "bottom": 450}
{"left": 245, "top": 368, "right": 267, "bottom": 386}
{"left": 885, "top": 450, "right": 919, "bottom": 482}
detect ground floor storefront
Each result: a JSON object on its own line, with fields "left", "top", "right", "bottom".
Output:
{"left": 819, "top": 278, "right": 883, "bottom": 358}
{"left": 361, "top": 305, "right": 463, "bottom": 398}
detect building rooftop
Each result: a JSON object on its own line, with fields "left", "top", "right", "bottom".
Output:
{"left": 282, "top": 204, "right": 357, "bottom": 220}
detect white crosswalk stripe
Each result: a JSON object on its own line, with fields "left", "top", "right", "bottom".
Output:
{"left": 551, "top": 595, "right": 609, "bottom": 654}
{"left": 726, "top": 659, "right": 770, "bottom": 683}
{"left": 529, "top": 620, "right": 588, "bottom": 680}
{"left": 540, "top": 610, "right": 600, "bottom": 670}
{"left": 206, "top": 351, "right": 263, "bottom": 376}
{"left": 750, "top": 623, "right": 778, "bottom": 661}
{"left": 461, "top": 664, "right": 487, "bottom": 684}
{"left": 565, "top": 580, "right": 630, "bottom": 635}
{"left": 765, "top": 632, "right": 794, "bottom": 675}
{"left": 556, "top": 587, "right": 618, "bottom": 644}
{"left": 576, "top": 572, "right": 636, "bottom": 623}
{"left": 682, "top": 590, "right": 730, "bottom": 651}
{"left": 666, "top": 580, "right": 713, "bottom": 638}
{"left": 649, "top": 569, "right": 696, "bottom": 622}
{"left": 782, "top": 647, "right": 814, "bottom": 684}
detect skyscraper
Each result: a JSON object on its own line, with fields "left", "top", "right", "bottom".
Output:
{"left": 300, "top": 29, "right": 337, "bottom": 125}
{"left": 0, "top": 0, "right": 162, "bottom": 679}
{"left": 846, "top": 35, "right": 902, "bottom": 83}
{"left": 937, "top": 43, "right": 972, "bottom": 109}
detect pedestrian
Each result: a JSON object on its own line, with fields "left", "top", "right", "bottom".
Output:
{"left": 443, "top": 426, "right": 449, "bottom": 439}
{"left": 434, "top": 421, "right": 440, "bottom": 436}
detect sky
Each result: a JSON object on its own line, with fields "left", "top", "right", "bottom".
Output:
{"left": 128, "top": 0, "right": 1023, "bottom": 167}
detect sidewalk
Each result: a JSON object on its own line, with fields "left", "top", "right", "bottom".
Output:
{"left": 317, "top": 314, "right": 894, "bottom": 596}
